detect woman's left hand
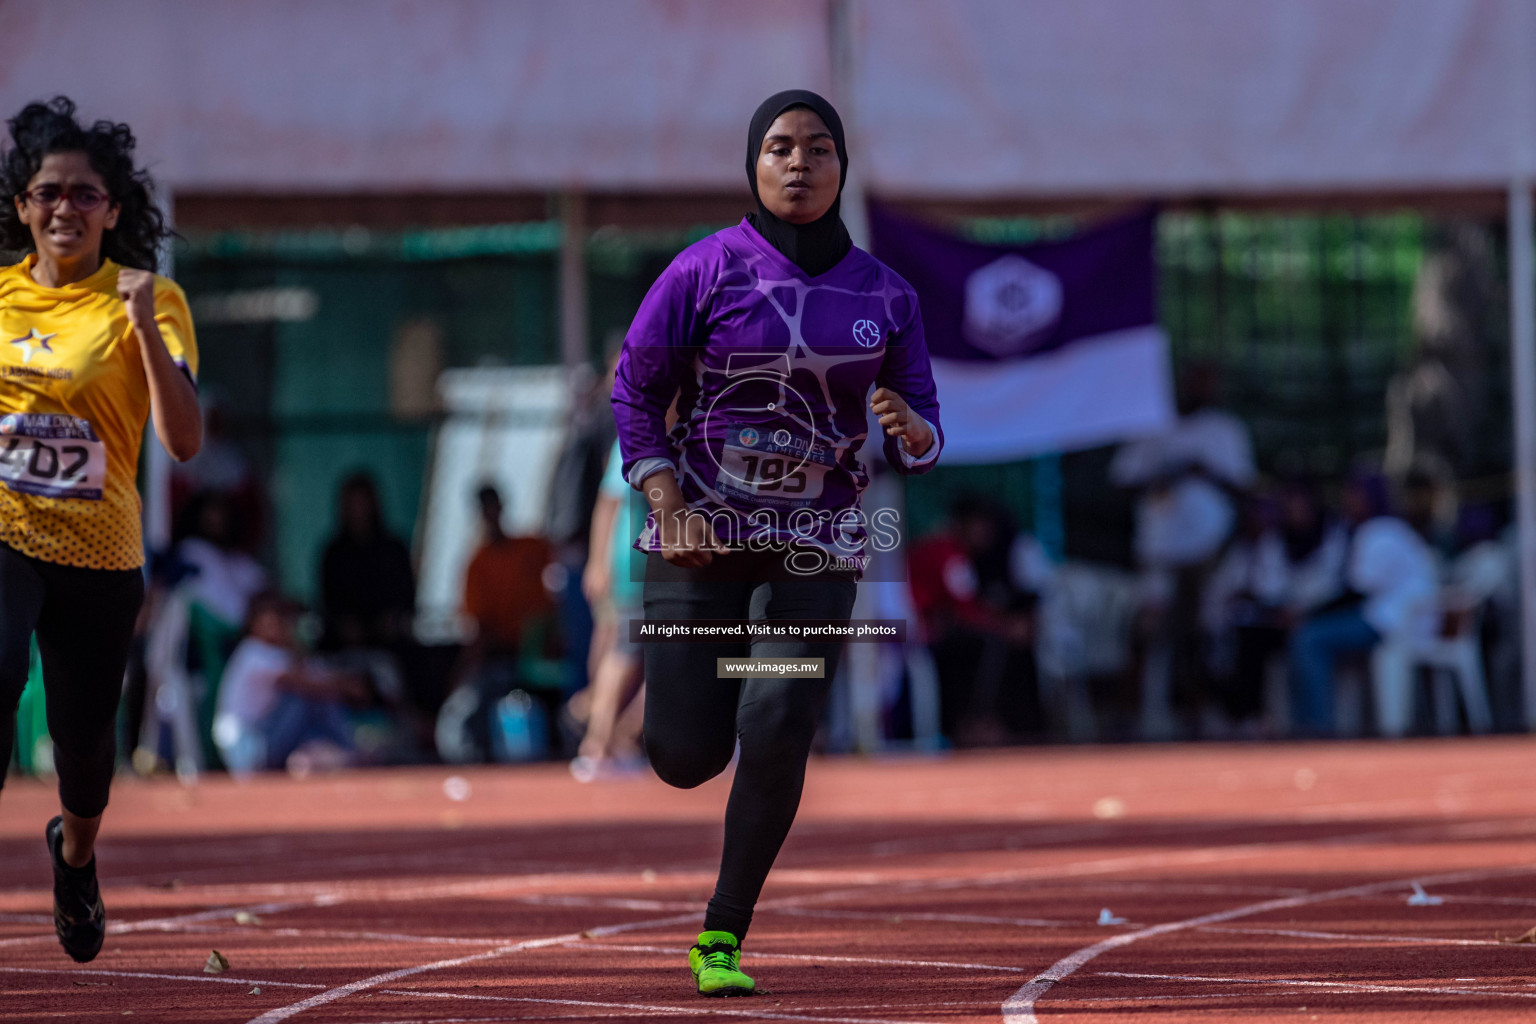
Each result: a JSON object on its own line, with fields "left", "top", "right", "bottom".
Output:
{"left": 870, "top": 387, "right": 933, "bottom": 457}
{"left": 117, "top": 267, "right": 157, "bottom": 329}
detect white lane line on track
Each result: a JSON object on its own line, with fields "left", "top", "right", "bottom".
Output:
{"left": 138, "top": 923, "right": 519, "bottom": 946}
{"left": 0, "top": 965, "right": 323, "bottom": 989}
{"left": 0, "top": 868, "right": 707, "bottom": 948}
{"left": 1002, "top": 862, "right": 1536, "bottom": 1023}
{"left": 0, "top": 962, "right": 945, "bottom": 1024}
{"left": 9, "top": 813, "right": 1515, "bottom": 1022}
{"left": 243, "top": 934, "right": 590, "bottom": 1024}
{"left": 112, "top": 899, "right": 320, "bottom": 933}
{"left": 1437, "top": 894, "right": 1536, "bottom": 908}
{"left": 1087, "top": 881, "right": 1310, "bottom": 897}
{"left": 372, "top": 987, "right": 936, "bottom": 1024}
{"left": 341, "top": 1016, "right": 692, "bottom": 1024}
{"left": 242, "top": 911, "right": 699, "bottom": 1024}
{"left": 101, "top": 827, "right": 723, "bottom": 887}
{"left": 9, "top": 966, "right": 932, "bottom": 1024}
{"left": 17, "top": 866, "right": 709, "bottom": 909}
{"left": 247, "top": 838, "right": 1186, "bottom": 1024}
{"left": 219, "top": 835, "right": 1327, "bottom": 1022}
{"left": 302, "top": 1018, "right": 636, "bottom": 1023}
{"left": 768, "top": 816, "right": 1536, "bottom": 915}
{"left": 215, "top": 810, "right": 1529, "bottom": 932}
{"left": 107, "top": 856, "right": 607, "bottom": 890}
{"left": 217, "top": 814, "right": 1536, "bottom": 1022}
{"left": 0, "top": 898, "right": 315, "bottom": 948}
{"left": 1070, "top": 989, "right": 1342, "bottom": 1003}
{"left": 515, "top": 894, "right": 703, "bottom": 911}
{"left": 558, "top": 940, "right": 1028, "bottom": 973}
{"left": 768, "top": 907, "right": 1075, "bottom": 928}
{"left": 1199, "top": 924, "right": 1508, "bottom": 947}
{"left": 788, "top": 1002, "right": 998, "bottom": 1011}
{"left": 1096, "top": 970, "right": 1536, "bottom": 1001}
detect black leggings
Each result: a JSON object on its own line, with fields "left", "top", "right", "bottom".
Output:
{"left": 642, "top": 550, "right": 857, "bottom": 940}
{"left": 0, "top": 542, "right": 143, "bottom": 818}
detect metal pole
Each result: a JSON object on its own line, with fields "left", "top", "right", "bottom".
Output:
{"left": 144, "top": 185, "right": 176, "bottom": 555}
{"left": 829, "top": 0, "right": 869, "bottom": 248}
{"left": 559, "top": 190, "right": 588, "bottom": 369}
{"left": 1508, "top": 180, "right": 1536, "bottom": 729}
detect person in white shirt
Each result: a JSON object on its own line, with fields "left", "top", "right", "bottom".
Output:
{"left": 1288, "top": 474, "right": 1438, "bottom": 737}
{"left": 1110, "top": 364, "right": 1256, "bottom": 738}
{"left": 214, "top": 592, "right": 364, "bottom": 774}
{"left": 174, "top": 490, "right": 266, "bottom": 628}
{"left": 1110, "top": 366, "right": 1257, "bottom": 577}
{"left": 1202, "top": 482, "right": 1348, "bottom": 729}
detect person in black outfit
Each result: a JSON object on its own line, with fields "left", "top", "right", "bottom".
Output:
{"left": 611, "top": 90, "right": 943, "bottom": 997}
{"left": 319, "top": 471, "right": 415, "bottom": 651}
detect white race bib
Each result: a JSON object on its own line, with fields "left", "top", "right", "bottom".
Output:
{"left": 0, "top": 414, "right": 107, "bottom": 500}
{"left": 716, "top": 423, "right": 834, "bottom": 508}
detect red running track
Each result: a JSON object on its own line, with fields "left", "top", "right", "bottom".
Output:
{"left": 3, "top": 739, "right": 1536, "bottom": 1022}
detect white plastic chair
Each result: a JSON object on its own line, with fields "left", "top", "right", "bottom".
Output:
{"left": 1037, "top": 562, "right": 1141, "bottom": 742}
{"left": 141, "top": 583, "right": 206, "bottom": 781}
{"left": 1371, "top": 543, "right": 1503, "bottom": 737}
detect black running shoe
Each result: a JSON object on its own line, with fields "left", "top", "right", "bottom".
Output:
{"left": 45, "top": 816, "right": 105, "bottom": 963}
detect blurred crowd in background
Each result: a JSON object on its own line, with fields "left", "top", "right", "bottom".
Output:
{"left": 5, "top": 0, "right": 1533, "bottom": 791}
{"left": 7, "top": 245, "right": 1513, "bottom": 786}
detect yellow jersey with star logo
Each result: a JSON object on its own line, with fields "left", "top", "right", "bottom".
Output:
{"left": 0, "top": 256, "right": 198, "bottom": 570}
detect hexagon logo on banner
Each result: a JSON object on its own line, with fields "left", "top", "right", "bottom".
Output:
{"left": 961, "top": 254, "right": 1064, "bottom": 356}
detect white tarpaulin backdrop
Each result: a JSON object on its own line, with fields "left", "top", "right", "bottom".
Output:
{"left": 0, "top": 0, "right": 1533, "bottom": 195}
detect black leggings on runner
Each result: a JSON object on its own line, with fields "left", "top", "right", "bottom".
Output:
{"left": 0, "top": 542, "right": 144, "bottom": 818}
{"left": 642, "top": 550, "right": 858, "bottom": 940}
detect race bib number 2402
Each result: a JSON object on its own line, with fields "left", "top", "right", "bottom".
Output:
{"left": 0, "top": 414, "right": 107, "bottom": 500}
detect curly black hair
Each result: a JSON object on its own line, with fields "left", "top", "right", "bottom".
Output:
{"left": 0, "top": 96, "right": 170, "bottom": 272}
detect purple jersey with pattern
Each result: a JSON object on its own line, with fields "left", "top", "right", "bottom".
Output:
{"left": 611, "top": 219, "right": 944, "bottom": 562}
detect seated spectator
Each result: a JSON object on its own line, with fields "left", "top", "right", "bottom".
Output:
{"left": 176, "top": 489, "right": 267, "bottom": 631}
{"left": 1288, "top": 473, "right": 1439, "bottom": 737}
{"left": 1110, "top": 363, "right": 1256, "bottom": 740}
{"left": 213, "top": 592, "right": 367, "bottom": 775}
{"left": 442, "top": 484, "right": 555, "bottom": 762}
{"left": 909, "top": 495, "right": 1036, "bottom": 745}
{"left": 172, "top": 489, "right": 270, "bottom": 766}
{"left": 314, "top": 471, "right": 420, "bottom": 738}
{"left": 170, "top": 396, "right": 265, "bottom": 553}
{"left": 1202, "top": 481, "right": 1347, "bottom": 734}
{"left": 320, "top": 472, "right": 416, "bottom": 651}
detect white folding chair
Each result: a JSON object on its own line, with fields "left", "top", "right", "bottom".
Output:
{"left": 1371, "top": 543, "right": 1503, "bottom": 737}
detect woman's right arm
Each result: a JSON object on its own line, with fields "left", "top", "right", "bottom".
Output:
{"left": 640, "top": 466, "right": 726, "bottom": 568}
{"left": 610, "top": 254, "right": 725, "bottom": 565}
{"left": 610, "top": 258, "right": 700, "bottom": 488}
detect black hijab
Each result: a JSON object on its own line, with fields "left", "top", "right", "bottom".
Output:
{"left": 745, "top": 89, "right": 853, "bottom": 277}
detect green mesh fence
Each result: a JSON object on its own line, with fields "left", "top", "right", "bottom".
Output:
{"left": 174, "top": 210, "right": 1468, "bottom": 590}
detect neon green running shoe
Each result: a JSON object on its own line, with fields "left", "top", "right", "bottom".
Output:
{"left": 688, "top": 930, "right": 755, "bottom": 997}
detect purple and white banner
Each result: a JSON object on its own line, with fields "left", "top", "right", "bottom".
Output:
{"left": 869, "top": 204, "right": 1174, "bottom": 463}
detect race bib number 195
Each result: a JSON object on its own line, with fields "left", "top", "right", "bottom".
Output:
{"left": 717, "top": 423, "right": 833, "bottom": 508}
{"left": 0, "top": 414, "right": 107, "bottom": 500}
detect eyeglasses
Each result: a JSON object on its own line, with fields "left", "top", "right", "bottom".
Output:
{"left": 20, "top": 184, "right": 111, "bottom": 212}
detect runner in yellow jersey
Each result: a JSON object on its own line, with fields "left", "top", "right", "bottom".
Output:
{"left": 0, "top": 97, "right": 202, "bottom": 963}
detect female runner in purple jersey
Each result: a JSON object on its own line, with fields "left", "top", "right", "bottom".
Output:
{"left": 611, "top": 90, "right": 943, "bottom": 996}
